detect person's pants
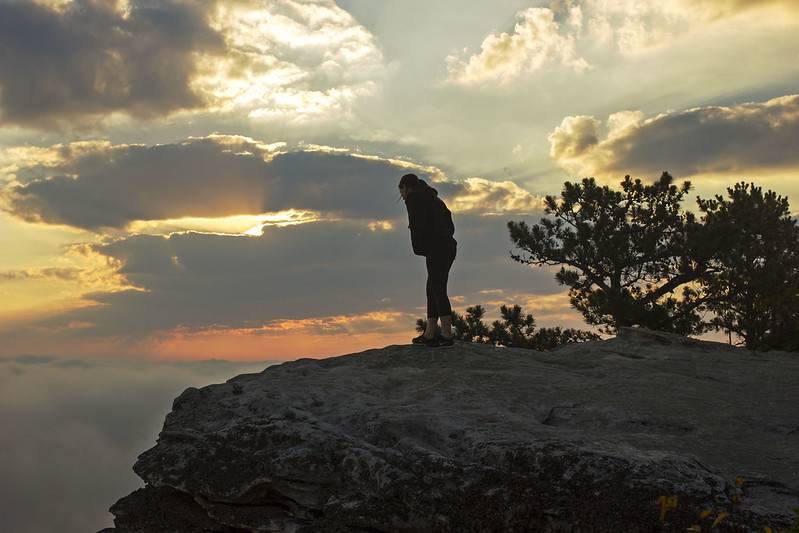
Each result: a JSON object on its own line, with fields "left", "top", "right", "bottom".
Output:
{"left": 425, "top": 246, "right": 456, "bottom": 318}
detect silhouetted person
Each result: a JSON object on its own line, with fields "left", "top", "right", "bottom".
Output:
{"left": 398, "top": 173, "right": 457, "bottom": 348}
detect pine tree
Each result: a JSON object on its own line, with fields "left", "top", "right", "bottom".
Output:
{"left": 450, "top": 304, "right": 599, "bottom": 351}
{"left": 698, "top": 182, "right": 799, "bottom": 350}
{"left": 508, "top": 172, "right": 709, "bottom": 334}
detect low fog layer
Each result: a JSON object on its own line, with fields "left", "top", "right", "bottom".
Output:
{"left": 0, "top": 355, "right": 276, "bottom": 533}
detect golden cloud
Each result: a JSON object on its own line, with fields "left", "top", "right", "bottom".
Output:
{"left": 449, "top": 177, "right": 545, "bottom": 215}
{"left": 446, "top": 7, "right": 590, "bottom": 86}
{"left": 446, "top": 0, "right": 799, "bottom": 88}
{"left": 195, "top": 0, "right": 385, "bottom": 120}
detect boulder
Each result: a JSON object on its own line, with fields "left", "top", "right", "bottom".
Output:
{"left": 106, "top": 329, "right": 799, "bottom": 532}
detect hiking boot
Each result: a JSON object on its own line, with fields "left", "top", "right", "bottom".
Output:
{"left": 425, "top": 335, "right": 454, "bottom": 348}
{"left": 412, "top": 334, "right": 428, "bottom": 346}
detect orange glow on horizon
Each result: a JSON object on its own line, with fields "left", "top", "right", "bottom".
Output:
{"left": 145, "top": 329, "right": 415, "bottom": 362}
{"left": 0, "top": 307, "right": 420, "bottom": 362}
{"left": 0, "top": 326, "right": 417, "bottom": 362}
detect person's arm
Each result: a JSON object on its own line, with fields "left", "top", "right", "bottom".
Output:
{"left": 405, "top": 193, "right": 429, "bottom": 256}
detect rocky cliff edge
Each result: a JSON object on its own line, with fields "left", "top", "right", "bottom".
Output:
{"left": 105, "top": 328, "right": 799, "bottom": 532}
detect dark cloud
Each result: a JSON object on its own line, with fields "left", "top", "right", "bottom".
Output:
{"left": 1, "top": 136, "right": 543, "bottom": 231}
{"left": 1, "top": 139, "right": 411, "bottom": 230}
{"left": 607, "top": 94, "right": 799, "bottom": 175}
{"left": 0, "top": 267, "right": 84, "bottom": 281}
{"left": 1, "top": 353, "right": 59, "bottom": 365}
{"left": 550, "top": 94, "right": 799, "bottom": 177}
{"left": 0, "top": 0, "right": 222, "bottom": 128}
{"left": 71, "top": 221, "right": 417, "bottom": 336}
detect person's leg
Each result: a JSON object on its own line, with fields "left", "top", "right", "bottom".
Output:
{"left": 425, "top": 249, "right": 455, "bottom": 338}
{"left": 424, "top": 319, "right": 438, "bottom": 339}
{"left": 425, "top": 278, "right": 438, "bottom": 339}
{"left": 440, "top": 314, "right": 452, "bottom": 338}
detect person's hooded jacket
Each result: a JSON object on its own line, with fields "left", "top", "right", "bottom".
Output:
{"left": 404, "top": 188, "right": 456, "bottom": 257}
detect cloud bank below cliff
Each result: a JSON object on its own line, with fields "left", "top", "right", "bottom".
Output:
{"left": 0, "top": 354, "right": 275, "bottom": 533}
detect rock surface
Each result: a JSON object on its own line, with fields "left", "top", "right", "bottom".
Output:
{"left": 106, "top": 329, "right": 799, "bottom": 532}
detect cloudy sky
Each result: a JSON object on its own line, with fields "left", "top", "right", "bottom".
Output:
{"left": 1, "top": 1, "right": 798, "bottom": 529}
{"left": 2, "top": 0, "right": 799, "bottom": 361}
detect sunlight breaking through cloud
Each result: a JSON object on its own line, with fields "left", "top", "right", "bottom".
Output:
{"left": 196, "top": 0, "right": 384, "bottom": 120}
{"left": 127, "top": 210, "right": 321, "bottom": 237}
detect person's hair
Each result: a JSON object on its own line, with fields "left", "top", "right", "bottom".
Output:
{"left": 399, "top": 173, "right": 438, "bottom": 197}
